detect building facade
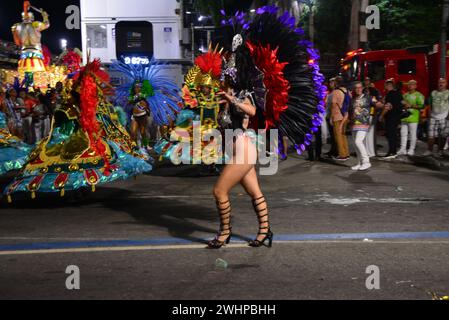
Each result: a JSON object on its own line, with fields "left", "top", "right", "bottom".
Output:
{"left": 80, "top": 0, "right": 183, "bottom": 63}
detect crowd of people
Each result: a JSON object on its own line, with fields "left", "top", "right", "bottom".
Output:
{"left": 0, "top": 81, "right": 64, "bottom": 145}
{"left": 308, "top": 76, "right": 449, "bottom": 171}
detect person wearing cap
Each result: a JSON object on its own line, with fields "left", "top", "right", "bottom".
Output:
{"left": 381, "top": 79, "right": 403, "bottom": 158}
{"left": 424, "top": 78, "right": 449, "bottom": 156}
{"left": 398, "top": 80, "right": 425, "bottom": 156}
{"left": 363, "top": 77, "right": 380, "bottom": 100}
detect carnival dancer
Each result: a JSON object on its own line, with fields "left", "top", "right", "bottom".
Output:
{"left": 111, "top": 59, "right": 182, "bottom": 152}
{"left": 3, "top": 59, "right": 152, "bottom": 202}
{"left": 206, "top": 6, "right": 326, "bottom": 249}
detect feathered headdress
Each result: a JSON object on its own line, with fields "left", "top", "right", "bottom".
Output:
{"left": 186, "top": 45, "right": 223, "bottom": 89}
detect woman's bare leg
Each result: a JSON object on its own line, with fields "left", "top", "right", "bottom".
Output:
{"left": 210, "top": 135, "right": 259, "bottom": 244}
{"left": 212, "top": 162, "right": 254, "bottom": 243}
{"left": 240, "top": 167, "right": 269, "bottom": 242}
{"left": 137, "top": 117, "right": 148, "bottom": 146}
{"left": 130, "top": 120, "right": 139, "bottom": 144}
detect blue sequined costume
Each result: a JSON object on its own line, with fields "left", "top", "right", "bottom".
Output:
{"left": 0, "top": 111, "right": 33, "bottom": 176}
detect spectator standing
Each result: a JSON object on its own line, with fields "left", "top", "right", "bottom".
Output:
{"left": 350, "top": 82, "right": 373, "bottom": 171}
{"left": 363, "top": 77, "right": 381, "bottom": 158}
{"left": 3, "top": 88, "right": 24, "bottom": 139}
{"left": 32, "top": 94, "right": 49, "bottom": 143}
{"left": 398, "top": 80, "right": 425, "bottom": 156}
{"left": 424, "top": 78, "right": 449, "bottom": 156}
{"left": 380, "top": 79, "right": 403, "bottom": 159}
{"left": 363, "top": 77, "right": 380, "bottom": 100}
{"left": 23, "top": 91, "right": 38, "bottom": 144}
{"left": 325, "top": 78, "right": 338, "bottom": 158}
{"left": 331, "top": 76, "right": 350, "bottom": 161}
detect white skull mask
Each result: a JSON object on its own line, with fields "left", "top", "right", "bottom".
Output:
{"left": 232, "top": 34, "right": 243, "bottom": 53}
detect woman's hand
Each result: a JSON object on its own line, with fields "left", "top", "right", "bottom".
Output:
{"left": 217, "top": 91, "right": 234, "bottom": 103}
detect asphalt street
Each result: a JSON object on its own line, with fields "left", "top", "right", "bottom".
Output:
{"left": 0, "top": 141, "right": 449, "bottom": 300}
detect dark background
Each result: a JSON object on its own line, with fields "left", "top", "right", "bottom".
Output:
{"left": 0, "top": 0, "right": 81, "bottom": 53}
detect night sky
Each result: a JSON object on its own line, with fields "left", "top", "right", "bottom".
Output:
{"left": 0, "top": 0, "right": 81, "bottom": 53}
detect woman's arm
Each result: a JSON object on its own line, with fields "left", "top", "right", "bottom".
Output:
{"left": 218, "top": 91, "right": 256, "bottom": 117}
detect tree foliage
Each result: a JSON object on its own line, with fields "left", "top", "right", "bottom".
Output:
{"left": 193, "top": 0, "right": 444, "bottom": 54}
{"left": 194, "top": 0, "right": 254, "bottom": 25}
{"left": 369, "top": 0, "right": 442, "bottom": 50}
{"left": 313, "top": 0, "right": 352, "bottom": 55}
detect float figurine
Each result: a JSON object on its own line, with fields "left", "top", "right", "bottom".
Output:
{"left": 11, "top": 1, "right": 50, "bottom": 87}
{"left": 154, "top": 46, "right": 224, "bottom": 167}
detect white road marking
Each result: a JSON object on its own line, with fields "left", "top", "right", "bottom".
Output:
{"left": 1, "top": 240, "right": 449, "bottom": 256}
{"left": 284, "top": 196, "right": 436, "bottom": 205}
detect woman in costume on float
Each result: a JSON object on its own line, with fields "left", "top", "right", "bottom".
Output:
{"left": 206, "top": 6, "right": 326, "bottom": 249}
{"left": 111, "top": 59, "right": 182, "bottom": 153}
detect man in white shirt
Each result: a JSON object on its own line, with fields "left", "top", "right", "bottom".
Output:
{"left": 425, "top": 78, "right": 449, "bottom": 156}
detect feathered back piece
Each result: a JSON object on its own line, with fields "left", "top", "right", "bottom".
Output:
{"left": 220, "top": 6, "right": 326, "bottom": 154}
{"left": 110, "top": 58, "right": 182, "bottom": 126}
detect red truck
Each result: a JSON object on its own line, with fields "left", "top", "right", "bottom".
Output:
{"left": 340, "top": 43, "right": 449, "bottom": 97}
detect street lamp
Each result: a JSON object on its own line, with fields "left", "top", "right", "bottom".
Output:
{"left": 60, "top": 38, "right": 68, "bottom": 51}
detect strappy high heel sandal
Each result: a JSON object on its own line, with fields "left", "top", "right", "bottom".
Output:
{"left": 249, "top": 196, "right": 273, "bottom": 248}
{"left": 207, "top": 199, "right": 232, "bottom": 249}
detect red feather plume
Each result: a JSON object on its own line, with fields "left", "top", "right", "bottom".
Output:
{"left": 195, "top": 51, "right": 222, "bottom": 78}
{"left": 62, "top": 49, "right": 82, "bottom": 72}
{"left": 247, "top": 41, "right": 290, "bottom": 130}
{"left": 76, "top": 59, "right": 111, "bottom": 174}
{"left": 42, "top": 45, "right": 52, "bottom": 67}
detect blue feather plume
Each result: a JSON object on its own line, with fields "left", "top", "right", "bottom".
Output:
{"left": 110, "top": 58, "right": 182, "bottom": 126}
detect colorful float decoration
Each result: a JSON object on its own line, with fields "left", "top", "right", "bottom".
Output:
{"left": 4, "top": 1, "right": 71, "bottom": 89}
